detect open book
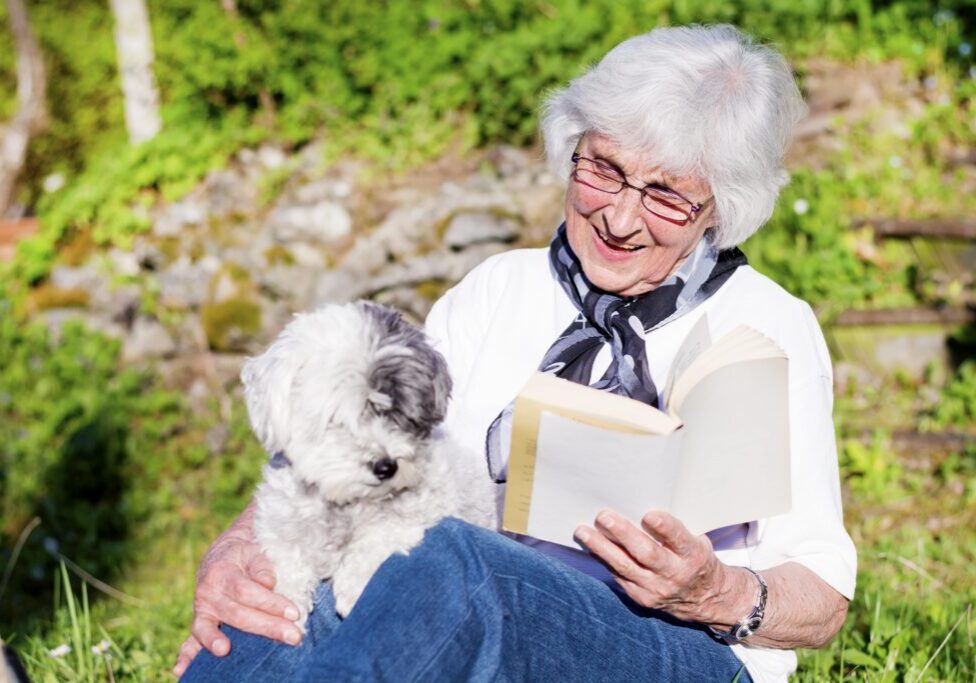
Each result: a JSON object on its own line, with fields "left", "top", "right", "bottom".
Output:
{"left": 502, "top": 316, "right": 792, "bottom": 547}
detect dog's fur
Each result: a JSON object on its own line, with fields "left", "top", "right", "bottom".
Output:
{"left": 244, "top": 301, "right": 495, "bottom": 623}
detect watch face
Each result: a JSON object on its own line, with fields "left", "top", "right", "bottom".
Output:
{"left": 735, "top": 617, "right": 762, "bottom": 640}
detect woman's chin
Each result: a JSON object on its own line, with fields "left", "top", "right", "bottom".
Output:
{"left": 581, "top": 264, "right": 648, "bottom": 297}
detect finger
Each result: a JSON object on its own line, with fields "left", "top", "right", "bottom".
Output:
{"left": 228, "top": 575, "right": 300, "bottom": 621}
{"left": 207, "top": 598, "right": 304, "bottom": 646}
{"left": 574, "top": 523, "right": 649, "bottom": 584}
{"left": 172, "top": 635, "right": 203, "bottom": 677}
{"left": 640, "top": 511, "right": 698, "bottom": 556}
{"left": 594, "top": 511, "right": 675, "bottom": 575}
{"left": 190, "top": 613, "right": 232, "bottom": 658}
{"left": 244, "top": 552, "right": 277, "bottom": 589}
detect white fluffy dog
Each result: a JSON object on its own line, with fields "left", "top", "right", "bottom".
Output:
{"left": 243, "top": 301, "right": 495, "bottom": 624}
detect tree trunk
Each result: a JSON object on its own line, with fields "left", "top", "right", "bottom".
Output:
{"left": 0, "top": 0, "right": 47, "bottom": 218}
{"left": 109, "top": 0, "right": 162, "bottom": 144}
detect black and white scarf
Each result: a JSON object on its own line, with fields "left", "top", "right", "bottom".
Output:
{"left": 485, "top": 223, "right": 747, "bottom": 482}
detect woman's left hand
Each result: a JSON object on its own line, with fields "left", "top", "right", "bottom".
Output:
{"left": 574, "top": 510, "right": 741, "bottom": 625}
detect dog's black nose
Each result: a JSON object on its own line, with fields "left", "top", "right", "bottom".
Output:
{"left": 372, "top": 457, "right": 398, "bottom": 480}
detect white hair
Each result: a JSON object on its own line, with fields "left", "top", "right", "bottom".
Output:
{"left": 541, "top": 24, "right": 806, "bottom": 249}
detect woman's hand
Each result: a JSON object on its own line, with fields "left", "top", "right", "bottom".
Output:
{"left": 172, "top": 509, "right": 303, "bottom": 678}
{"left": 574, "top": 509, "right": 750, "bottom": 627}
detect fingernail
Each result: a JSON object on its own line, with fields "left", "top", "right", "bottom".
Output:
{"left": 574, "top": 526, "right": 590, "bottom": 543}
{"left": 598, "top": 512, "right": 614, "bottom": 529}
{"left": 285, "top": 629, "right": 301, "bottom": 645}
{"left": 212, "top": 639, "right": 229, "bottom": 656}
{"left": 285, "top": 606, "right": 299, "bottom": 621}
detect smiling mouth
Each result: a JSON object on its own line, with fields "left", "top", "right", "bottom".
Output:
{"left": 595, "top": 226, "right": 645, "bottom": 252}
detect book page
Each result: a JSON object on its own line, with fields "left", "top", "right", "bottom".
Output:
{"left": 669, "top": 326, "right": 786, "bottom": 413}
{"left": 662, "top": 312, "right": 712, "bottom": 408}
{"left": 520, "top": 372, "right": 681, "bottom": 434}
{"left": 521, "top": 411, "right": 684, "bottom": 548}
{"left": 671, "top": 358, "right": 791, "bottom": 535}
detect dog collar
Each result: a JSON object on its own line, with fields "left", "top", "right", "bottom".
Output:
{"left": 269, "top": 450, "right": 292, "bottom": 469}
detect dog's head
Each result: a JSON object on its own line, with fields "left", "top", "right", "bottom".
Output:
{"left": 242, "top": 301, "right": 452, "bottom": 504}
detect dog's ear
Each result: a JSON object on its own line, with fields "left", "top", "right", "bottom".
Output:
{"left": 241, "top": 335, "right": 302, "bottom": 453}
{"left": 359, "top": 301, "right": 452, "bottom": 438}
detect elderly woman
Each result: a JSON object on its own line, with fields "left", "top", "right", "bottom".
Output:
{"left": 175, "top": 24, "right": 855, "bottom": 682}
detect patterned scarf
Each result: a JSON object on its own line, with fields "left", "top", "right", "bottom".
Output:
{"left": 485, "top": 223, "right": 747, "bottom": 482}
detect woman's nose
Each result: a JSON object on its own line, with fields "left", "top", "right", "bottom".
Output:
{"left": 604, "top": 186, "right": 645, "bottom": 235}
{"left": 601, "top": 206, "right": 643, "bottom": 242}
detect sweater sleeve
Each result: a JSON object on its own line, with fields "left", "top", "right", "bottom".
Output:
{"left": 749, "top": 301, "right": 857, "bottom": 600}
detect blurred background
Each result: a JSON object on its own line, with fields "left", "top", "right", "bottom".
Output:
{"left": 0, "top": 1, "right": 974, "bottom": 680}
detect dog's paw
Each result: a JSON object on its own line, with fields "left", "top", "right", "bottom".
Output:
{"left": 330, "top": 565, "right": 374, "bottom": 618}
{"left": 331, "top": 582, "right": 361, "bottom": 619}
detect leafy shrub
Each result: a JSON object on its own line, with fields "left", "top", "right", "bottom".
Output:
{"left": 0, "top": 308, "right": 266, "bottom": 629}
{"left": 924, "top": 360, "right": 976, "bottom": 429}
{"left": 0, "top": 0, "right": 973, "bottom": 291}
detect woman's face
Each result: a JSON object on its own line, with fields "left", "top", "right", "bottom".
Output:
{"left": 565, "top": 133, "right": 716, "bottom": 297}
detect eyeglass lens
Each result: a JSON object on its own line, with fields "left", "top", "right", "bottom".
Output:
{"left": 573, "top": 157, "right": 693, "bottom": 223}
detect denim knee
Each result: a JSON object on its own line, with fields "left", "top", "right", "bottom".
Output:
{"left": 416, "top": 517, "right": 514, "bottom": 580}
{"left": 424, "top": 517, "right": 493, "bottom": 557}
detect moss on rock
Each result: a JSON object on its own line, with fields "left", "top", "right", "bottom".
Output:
{"left": 200, "top": 298, "right": 261, "bottom": 352}
{"left": 27, "top": 283, "right": 91, "bottom": 311}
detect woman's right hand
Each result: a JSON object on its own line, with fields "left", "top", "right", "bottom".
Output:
{"left": 172, "top": 521, "right": 303, "bottom": 677}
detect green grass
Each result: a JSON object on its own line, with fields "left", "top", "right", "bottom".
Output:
{"left": 4, "top": 379, "right": 974, "bottom": 682}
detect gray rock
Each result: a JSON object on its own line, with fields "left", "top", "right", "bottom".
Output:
{"left": 122, "top": 317, "right": 177, "bottom": 362}
{"left": 257, "top": 145, "right": 287, "bottom": 170}
{"left": 203, "top": 169, "right": 256, "bottom": 218}
{"left": 210, "top": 270, "right": 240, "bottom": 304}
{"left": 49, "top": 265, "right": 100, "bottom": 292}
{"left": 293, "top": 179, "right": 333, "bottom": 204}
{"left": 153, "top": 199, "right": 206, "bottom": 238}
{"left": 258, "top": 265, "right": 319, "bottom": 304}
{"left": 268, "top": 201, "right": 352, "bottom": 244}
{"left": 106, "top": 248, "right": 141, "bottom": 277}
{"left": 292, "top": 177, "right": 354, "bottom": 203}
{"left": 157, "top": 256, "right": 218, "bottom": 309}
{"left": 314, "top": 242, "right": 507, "bottom": 304}
{"left": 443, "top": 211, "right": 520, "bottom": 251}
{"left": 486, "top": 145, "right": 535, "bottom": 178}
{"left": 102, "top": 284, "right": 142, "bottom": 328}
{"left": 288, "top": 241, "right": 327, "bottom": 268}
{"left": 40, "top": 308, "right": 125, "bottom": 343}
{"left": 132, "top": 237, "right": 168, "bottom": 272}
{"left": 205, "top": 423, "right": 230, "bottom": 455}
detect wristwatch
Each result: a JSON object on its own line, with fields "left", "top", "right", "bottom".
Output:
{"left": 710, "top": 567, "right": 767, "bottom": 641}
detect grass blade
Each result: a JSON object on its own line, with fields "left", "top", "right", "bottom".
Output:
{"left": 913, "top": 608, "right": 968, "bottom": 683}
{"left": 0, "top": 516, "right": 41, "bottom": 606}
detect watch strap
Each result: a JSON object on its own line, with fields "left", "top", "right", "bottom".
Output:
{"left": 709, "top": 567, "right": 767, "bottom": 641}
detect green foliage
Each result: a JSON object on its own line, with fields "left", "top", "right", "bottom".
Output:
{"left": 17, "top": 563, "right": 122, "bottom": 683}
{"left": 7, "top": 116, "right": 254, "bottom": 285}
{"left": 1, "top": 0, "right": 974, "bottom": 288}
{"left": 0, "top": 1, "right": 126, "bottom": 187}
{"left": 840, "top": 433, "right": 906, "bottom": 501}
{"left": 0, "top": 310, "right": 263, "bottom": 629}
{"left": 923, "top": 360, "right": 976, "bottom": 430}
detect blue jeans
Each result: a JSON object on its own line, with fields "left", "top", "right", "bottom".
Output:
{"left": 183, "top": 519, "right": 751, "bottom": 682}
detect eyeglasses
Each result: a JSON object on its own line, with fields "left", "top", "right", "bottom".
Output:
{"left": 570, "top": 153, "right": 709, "bottom": 226}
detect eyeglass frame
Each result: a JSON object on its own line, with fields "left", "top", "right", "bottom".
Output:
{"left": 570, "top": 152, "right": 711, "bottom": 226}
